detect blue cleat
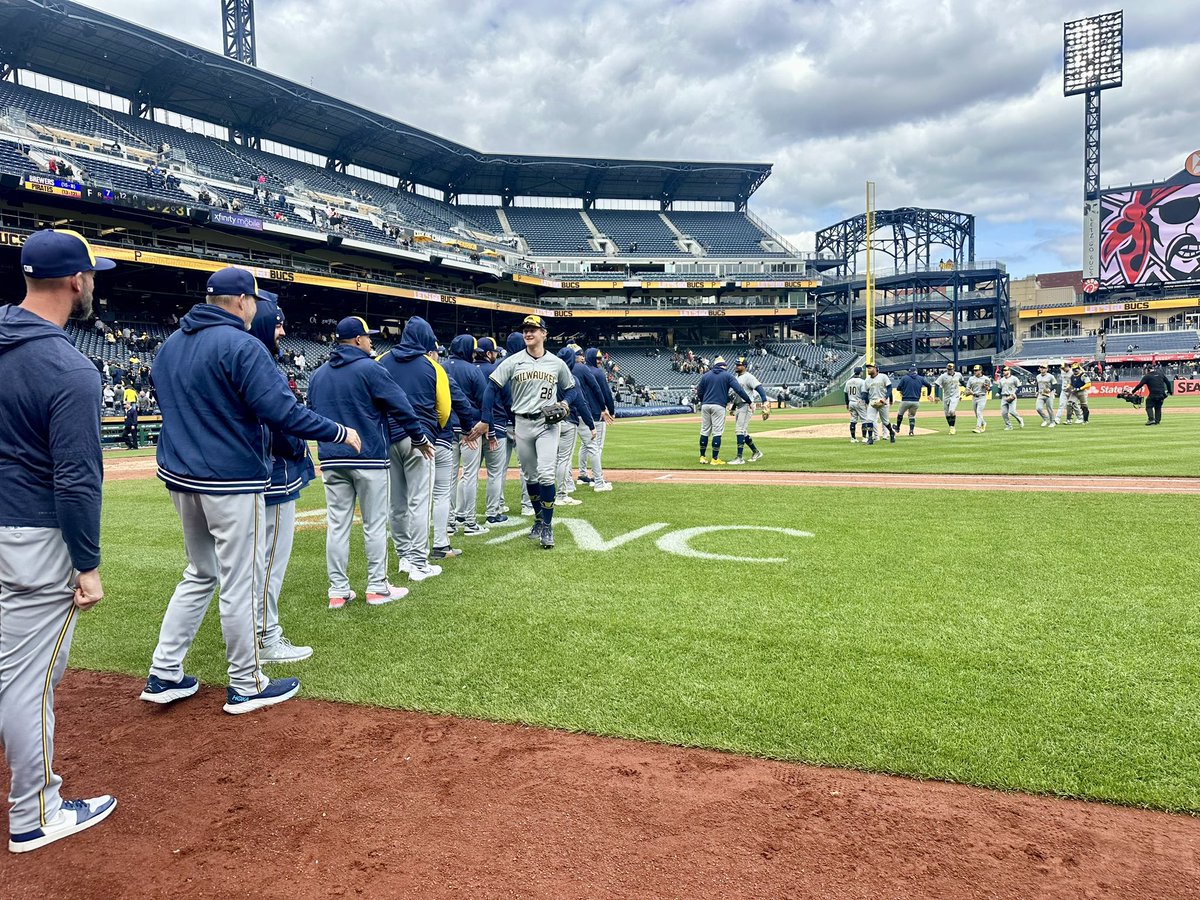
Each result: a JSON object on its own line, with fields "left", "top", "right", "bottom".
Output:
{"left": 139, "top": 673, "right": 199, "bottom": 705}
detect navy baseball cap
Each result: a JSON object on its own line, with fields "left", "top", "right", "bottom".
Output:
{"left": 335, "top": 316, "right": 380, "bottom": 339}
{"left": 735, "top": 356, "right": 748, "bottom": 367}
{"left": 21, "top": 229, "right": 115, "bottom": 278}
{"left": 521, "top": 314, "right": 548, "bottom": 331}
{"left": 477, "top": 337, "right": 497, "bottom": 353}
{"left": 206, "top": 266, "right": 268, "bottom": 299}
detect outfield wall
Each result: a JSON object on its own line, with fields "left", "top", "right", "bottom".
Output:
{"left": 1088, "top": 379, "right": 1200, "bottom": 397}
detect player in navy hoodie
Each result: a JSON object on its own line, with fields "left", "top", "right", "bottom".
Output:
{"left": 445, "top": 334, "right": 490, "bottom": 538}
{"left": 578, "top": 347, "right": 617, "bottom": 490}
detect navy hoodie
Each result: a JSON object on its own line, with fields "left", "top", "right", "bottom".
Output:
{"left": 153, "top": 302, "right": 347, "bottom": 494}
{"left": 378, "top": 316, "right": 477, "bottom": 446}
{"left": 486, "top": 332, "right": 525, "bottom": 439}
{"left": 583, "top": 347, "right": 616, "bottom": 418}
{"left": 308, "top": 342, "right": 426, "bottom": 468}
{"left": 440, "top": 334, "right": 484, "bottom": 445}
{"left": 697, "top": 363, "right": 751, "bottom": 406}
{"left": 556, "top": 346, "right": 596, "bottom": 429}
{"left": 250, "top": 298, "right": 314, "bottom": 506}
{"left": 0, "top": 304, "right": 102, "bottom": 570}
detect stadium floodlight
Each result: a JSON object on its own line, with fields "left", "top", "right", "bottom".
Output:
{"left": 1063, "top": 11, "right": 1123, "bottom": 97}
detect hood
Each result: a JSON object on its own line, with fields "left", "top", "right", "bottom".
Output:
{"left": 505, "top": 332, "right": 525, "bottom": 356}
{"left": 393, "top": 315, "right": 438, "bottom": 361}
{"left": 328, "top": 344, "right": 371, "bottom": 367}
{"left": 180, "top": 302, "right": 246, "bottom": 334}
{"left": 0, "top": 305, "right": 71, "bottom": 356}
{"left": 449, "top": 334, "right": 477, "bottom": 361}
{"left": 556, "top": 346, "right": 576, "bottom": 370}
{"left": 250, "top": 297, "right": 282, "bottom": 357}
{"left": 585, "top": 347, "right": 602, "bottom": 367}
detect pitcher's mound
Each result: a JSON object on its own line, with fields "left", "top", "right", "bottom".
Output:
{"left": 760, "top": 424, "right": 938, "bottom": 439}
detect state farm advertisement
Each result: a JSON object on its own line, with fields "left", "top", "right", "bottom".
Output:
{"left": 1088, "top": 380, "right": 1200, "bottom": 397}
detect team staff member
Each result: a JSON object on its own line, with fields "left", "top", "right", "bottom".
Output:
{"left": 966, "top": 365, "right": 991, "bottom": 433}
{"left": 0, "top": 230, "right": 115, "bottom": 852}
{"left": 578, "top": 347, "right": 617, "bottom": 491}
{"left": 894, "top": 366, "right": 932, "bottom": 436}
{"left": 695, "top": 357, "right": 752, "bottom": 464}
{"left": 141, "top": 267, "right": 361, "bottom": 716}
{"left": 485, "top": 315, "right": 576, "bottom": 548}
{"left": 997, "top": 366, "right": 1025, "bottom": 430}
{"left": 121, "top": 399, "right": 140, "bottom": 450}
{"left": 429, "top": 341, "right": 484, "bottom": 562}
{"left": 472, "top": 337, "right": 509, "bottom": 525}
{"left": 309, "top": 316, "right": 426, "bottom": 609}
{"left": 1132, "top": 363, "right": 1173, "bottom": 425}
{"left": 554, "top": 345, "right": 596, "bottom": 503}
{"left": 446, "top": 335, "right": 491, "bottom": 536}
{"left": 729, "top": 356, "right": 768, "bottom": 464}
{"left": 250, "top": 295, "right": 317, "bottom": 663}
{"left": 933, "top": 363, "right": 964, "bottom": 434}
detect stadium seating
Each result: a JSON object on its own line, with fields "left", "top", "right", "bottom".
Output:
{"left": 587, "top": 210, "right": 680, "bottom": 255}
{"left": 1012, "top": 336, "right": 1098, "bottom": 360}
{"left": 664, "top": 211, "right": 784, "bottom": 257}
{"left": 1108, "top": 330, "right": 1200, "bottom": 355}
{"left": 502, "top": 208, "right": 601, "bottom": 256}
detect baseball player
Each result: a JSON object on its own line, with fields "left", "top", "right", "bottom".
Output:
{"left": 577, "top": 347, "right": 616, "bottom": 491}
{"left": 1, "top": 230, "right": 116, "bottom": 852}
{"left": 143, "top": 267, "right": 361, "bottom": 716}
{"left": 447, "top": 335, "right": 491, "bottom": 535}
{"left": 249, "top": 295, "right": 317, "bottom": 662}
{"left": 1066, "top": 364, "right": 1092, "bottom": 424}
{"left": 470, "top": 337, "right": 510, "bottom": 525}
{"left": 932, "top": 363, "right": 964, "bottom": 434}
{"left": 1054, "top": 363, "right": 1073, "bottom": 424}
{"left": 997, "top": 366, "right": 1025, "bottom": 430}
{"left": 1034, "top": 364, "right": 1058, "bottom": 427}
{"left": 966, "top": 365, "right": 991, "bottom": 433}
{"left": 554, "top": 345, "right": 596, "bottom": 502}
{"left": 844, "top": 366, "right": 866, "bottom": 442}
{"left": 309, "top": 316, "right": 428, "bottom": 608}
{"left": 484, "top": 315, "right": 576, "bottom": 548}
{"left": 729, "top": 356, "right": 768, "bottom": 464}
{"left": 495, "top": 331, "right": 536, "bottom": 517}
{"left": 695, "top": 357, "right": 751, "bottom": 464}
{"left": 894, "top": 366, "right": 932, "bottom": 436}
{"left": 861, "top": 363, "right": 895, "bottom": 444}
{"left": 429, "top": 342, "right": 484, "bottom": 561}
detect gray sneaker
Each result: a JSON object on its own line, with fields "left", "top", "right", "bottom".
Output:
{"left": 540, "top": 524, "right": 555, "bottom": 549}
{"left": 260, "top": 637, "right": 313, "bottom": 664}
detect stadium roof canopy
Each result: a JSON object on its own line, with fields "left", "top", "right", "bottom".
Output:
{"left": 0, "top": 0, "right": 772, "bottom": 207}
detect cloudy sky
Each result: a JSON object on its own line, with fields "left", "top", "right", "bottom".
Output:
{"left": 77, "top": 1, "right": 1200, "bottom": 277}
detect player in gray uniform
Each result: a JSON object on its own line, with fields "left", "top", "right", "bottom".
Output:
{"left": 1054, "top": 363, "right": 1072, "bottom": 425}
{"left": 844, "top": 366, "right": 866, "bottom": 442}
{"left": 861, "top": 363, "right": 895, "bottom": 444}
{"left": 1034, "top": 364, "right": 1058, "bottom": 426}
{"left": 1, "top": 230, "right": 116, "bottom": 852}
{"left": 932, "top": 363, "right": 964, "bottom": 434}
{"left": 997, "top": 366, "right": 1025, "bottom": 430}
{"left": 966, "top": 364, "right": 991, "bottom": 433}
{"left": 729, "top": 356, "right": 768, "bottom": 464}
{"left": 485, "top": 315, "right": 575, "bottom": 548}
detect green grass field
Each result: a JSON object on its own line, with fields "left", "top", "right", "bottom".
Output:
{"left": 77, "top": 404, "right": 1200, "bottom": 812}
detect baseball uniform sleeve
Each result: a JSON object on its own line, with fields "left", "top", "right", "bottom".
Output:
{"left": 489, "top": 353, "right": 518, "bottom": 388}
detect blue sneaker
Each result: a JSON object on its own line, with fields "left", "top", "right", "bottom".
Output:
{"left": 9, "top": 796, "right": 117, "bottom": 853}
{"left": 138, "top": 673, "right": 199, "bottom": 705}
{"left": 486, "top": 514, "right": 509, "bottom": 525}
{"left": 223, "top": 677, "right": 300, "bottom": 715}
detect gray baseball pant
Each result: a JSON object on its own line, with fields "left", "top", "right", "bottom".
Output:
{"left": 1000, "top": 399, "right": 1024, "bottom": 427}
{"left": 896, "top": 400, "right": 920, "bottom": 428}
{"left": 431, "top": 442, "right": 456, "bottom": 549}
{"left": 586, "top": 421, "right": 607, "bottom": 487}
{"left": 388, "top": 438, "right": 433, "bottom": 567}
{"left": 556, "top": 420, "right": 579, "bottom": 493}
{"left": 484, "top": 439, "right": 507, "bottom": 517}
{"left": 149, "top": 490, "right": 267, "bottom": 697}
{"left": 1035, "top": 395, "right": 1055, "bottom": 422}
{"left": 456, "top": 438, "right": 483, "bottom": 525}
{"left": 577, "top": 427, "right": 594, "bottom": 476}
{"left": 514, "top": 415, "right": 560, "bottom": 485}
{"left": 324, "top": 467, "right": 390, "bottom": 595}
{"left": 699, "top": 404, "right": 726, "bottom": 437}
{"left": 508, "top": 435, "right": 531, "bottom": 509}
{"left": 1055, "top": 390, "right": 1069, "bottom": 423}
{"left": 258, "top": 500, "right": 296, "bottom": 648}
{"left": 0, "top": 527, "right": 79, "bottom": 834}
{"left": 973, "top": 397, "right": 987, "bottom": 428}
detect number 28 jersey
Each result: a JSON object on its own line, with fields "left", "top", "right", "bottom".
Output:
{"left": 488, "top": 349, "right": 575, "bottom": 415}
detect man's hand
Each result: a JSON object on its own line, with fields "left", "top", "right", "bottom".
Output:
{"left": 342, "top": 427, "right": 362, "bottom": 453}
{"left": 467, "top": 421, "right": 489, "bottom": 441}
{"left": 601, "top": 411, "right": 616, "bottom": 424}
{"left": 73, "top": 568, "right": 104, "bottom": 610}
{"left": 414, "top": 438, "right": 435, "bottom": 460}
{"left": 488, "top": 437, "right": 499, "bottom": 452}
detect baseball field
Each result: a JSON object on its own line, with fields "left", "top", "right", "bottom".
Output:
{"left": 5, "top": 397, "right": 1199, "bottom": 898}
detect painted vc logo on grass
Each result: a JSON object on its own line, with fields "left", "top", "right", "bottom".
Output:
{"left": 296, "top": 510, "right": 813, "bottom": 563}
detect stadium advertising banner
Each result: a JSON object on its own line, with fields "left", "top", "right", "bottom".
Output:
{"left": 209, "top": 210, "right": 264, "bottom": 231}
{"left": 22, "top": 173, "right": 81, "bottom": 198}
{"left": 1099, "top": 182, "right": 1200, "bottom": 288}
{"left": 1088, "top": 380, "right": 1200, "bottom": 398}
{"left": 1018, "top": 296, "right": 1200, "bottom": 318}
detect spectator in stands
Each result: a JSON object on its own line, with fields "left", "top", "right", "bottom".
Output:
{"left": 47, "top": 158, "right": 58, "bottom": 175}
{"left": 231, "top": 198, "right": 243, "bottom": 213}
{"left": 144, "top": 166, "right": 154, "bottom": 189}
{"left": 197, "top": 187, "right": 212, "bottom": 206}
{"left": 102, "top": 384, "right": 115, "bottom": 411}
{"left": 109, "top": 141, "right": 121, "bottom": 156}
{"left": 294, "top": 352, "right": 305, "bottom": 372}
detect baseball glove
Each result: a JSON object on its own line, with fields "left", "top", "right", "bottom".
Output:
{"left": 871, "top": 398, "right": 886, "bottom": 409}
{"left": 540, "top": 401, "right": 570, "bottom": 425}
{"left": 1003, "top": 394, "right": 1016, "bottom": 403}
{"left": 761, "top": 408, "right": 770, "bottom": 421}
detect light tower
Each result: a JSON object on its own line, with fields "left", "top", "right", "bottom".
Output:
{"left": 1063, "top": 11, "right": 1123, "bottom": 281}
{"left": 222, "top": 0, "right": 259, "bottom": 148}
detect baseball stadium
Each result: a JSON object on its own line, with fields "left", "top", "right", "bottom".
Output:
{"left": 1, "top": 2, "right": 1198, "bottom": 898}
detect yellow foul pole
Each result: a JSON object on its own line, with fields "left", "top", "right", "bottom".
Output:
{"left": 864, "top": 181, "right": 876, "bottom": 366}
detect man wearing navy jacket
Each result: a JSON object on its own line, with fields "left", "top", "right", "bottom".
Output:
{"left": 554, "top": 345, "right": 596, "bottom": 506}
{"left": 141, "top": 267, "right": 361, "bottom": 716}
{"left": 578, "top": 347, "right": 617, "bottom": 491}
{"left": 0, "top": 230, "right": 116, "bottom": 853}
{"left": 471, "top": 337, "right": 509, "bottom": 525}
{"left": 309, "top": 316, "right": 428, "bottom": 609}
{"left": 446, "top": 335, "right": 491, "bottom": 537}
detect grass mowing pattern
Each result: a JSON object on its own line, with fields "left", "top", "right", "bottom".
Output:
{"left": 603, "top": 396, "right": 1200, "bottom": 476}
{"left": 78, "top": 475, "right": 1200, "bottom": 812}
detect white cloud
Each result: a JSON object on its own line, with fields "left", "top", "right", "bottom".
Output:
{"left": 69, "top": 1, "right": 1200, "bottom": 276}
